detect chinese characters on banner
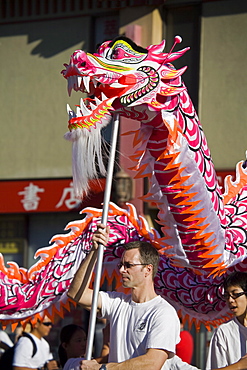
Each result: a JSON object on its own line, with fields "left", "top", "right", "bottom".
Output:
{"left": 0, "top": 178, "right": 105, "bottom": 213}
{"left": 55, "top": 182, "right": 81, "bottom": 210}
{"left": 18, "top": 183, "right": 45, "bottom": 211}
{"left": 18, "top": 182, "right": 81, "bottom": 211}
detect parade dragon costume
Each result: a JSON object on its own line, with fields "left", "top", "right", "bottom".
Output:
{"left": 1, "top": 36, "right": 247, "bottom": 331}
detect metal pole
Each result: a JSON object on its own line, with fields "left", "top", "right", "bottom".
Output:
{"left": 85, "top": 113, "right": 120, "bottom": 360}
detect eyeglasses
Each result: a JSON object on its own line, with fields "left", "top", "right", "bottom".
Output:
{"left": 42, "top": 322, "right": 53, "bottom": 327}
{"left": 117, "top": 262, "right": 149, "bottom": 270}
{"left": 222, "top": 291, "right": 247, "bottom": 300}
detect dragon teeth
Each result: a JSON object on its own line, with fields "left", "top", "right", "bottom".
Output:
{"left": 80, "top": 98, "right": 91, "bottom": 116}
{"left": 101, "top": 92, "right": 107, "bottom": 101}
{"left": 94, "top": 96, "right": 101, "bottom": 105}
{"left": 83, "top": 76, "right": 90, "bottom": 93}
{"left": 90, "top": 102, "right": 97, "bottom": 110}
{"left": 77, "top": 76, "right": 82, "bottom": 88}
{"left": 67, "top": 83, "right": 112, "bottom": 121}
{"left": 67, "top": 104, "right": 76, "bottom": 119}
{"left": 76, "top": 106, "right": 82, "bottom": 117}
{"left": 67, "top": 103, "right": 72, "bottom": 114}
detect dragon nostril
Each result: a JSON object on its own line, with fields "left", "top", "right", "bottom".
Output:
{"left": 81, "top": 62, "right": 86, "bottom": 67}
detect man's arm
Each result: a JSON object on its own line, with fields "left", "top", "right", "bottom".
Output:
{"left": 13, "top": 365, "right": 58, "bottom": 370}
{"left": 83, "top": 353, "right": 247, "bottom": 370}
{"left": 68, "top": 224, "right": 109, "bottom": 310}
{"left": 81, "top": 348, "right": 169, "bottom": 369}
{"left": 46, "top": 360, "right": 59, "bottom": 370}
{"left": 216, "top": 355, "right": 247, "bottom": 370}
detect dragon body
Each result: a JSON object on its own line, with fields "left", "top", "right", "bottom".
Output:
{"left": 1, "top": 36, "right": 247, "bottom": 330}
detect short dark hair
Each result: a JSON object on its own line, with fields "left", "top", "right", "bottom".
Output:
{"left": 123, "top": 241, "right": 159, "bottom": 279}
{"left": 223, "top": 271, "right": 247, "bottom": 294}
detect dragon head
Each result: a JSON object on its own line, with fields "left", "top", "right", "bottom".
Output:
{"left": 61, "top": 36, "right": 189, "bottom": 197}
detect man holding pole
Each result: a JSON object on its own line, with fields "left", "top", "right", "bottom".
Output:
{"left": 68, "top": 224, "right": 180, "bottom": 370}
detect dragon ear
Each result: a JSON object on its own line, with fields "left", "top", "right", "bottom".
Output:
{"left": 147, "top": 35, "right": 182, "bottom": 54}
{"left": 165, "top": 47, "right": 190, "bottom": 62}
{"left": 162, "top": 36, "right": 190, "bottom": 63}
{"left": 147, "top": 40, "right": 166, "bottom": 53}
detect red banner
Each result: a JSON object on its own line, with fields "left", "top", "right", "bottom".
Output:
{"left": 0, "top": 178, "right": 106, "bottom": 213}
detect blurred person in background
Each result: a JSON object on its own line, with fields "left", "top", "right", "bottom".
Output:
{"left": 58, "top": 324, "right": 87, "bottom": 370}
{"left": 13, "top": 316, "right": 58, "bottom": 370}
{"left": 206, "top": 271, "right": 247, "bottom": 370}
{"left": 0, "top": 327, "right": 13, "bottom": 357}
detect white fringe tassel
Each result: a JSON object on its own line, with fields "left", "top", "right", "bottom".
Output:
{"left": 64, "top": 127, "right": 108, "bottom": 198}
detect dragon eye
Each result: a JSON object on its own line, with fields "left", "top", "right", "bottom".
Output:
{"left": 112, "top": 49, "right": 119, "bottom": 59}
{"left": 80, "top": 62, "right": 86, "bottom": 67}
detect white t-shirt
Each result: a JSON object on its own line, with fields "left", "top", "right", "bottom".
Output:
{"left": 63, "top": 357, "right": 84, "bottom": 370}
{"left": 99, "top": 291, "right": 180, "bottom": 367}
{"left": 206, "top": 317, "right": 247, "bottom": 369}
{"left": 12, "top": 333, "right": 53, "bottom": 368}
{"left": 164, "top": 355, "right": 200, "bottom": 370}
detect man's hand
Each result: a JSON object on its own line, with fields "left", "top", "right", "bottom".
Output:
{"left": 67, "top": 223, "right": 109, "bottom": 308}
{"left": 92, "top": 224, "right": 110, "bottom": 250}
{"left": 233, "top": 354, "right": 247, "bottom": 370}
{"left": 46, "top": 360, "right": 59, "bottom": 370}
{"left": 215, "top": 354, "right": 247, "bottom": 370}
{"left": 80, "top": 359, "right": 101, "bottom": 369}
